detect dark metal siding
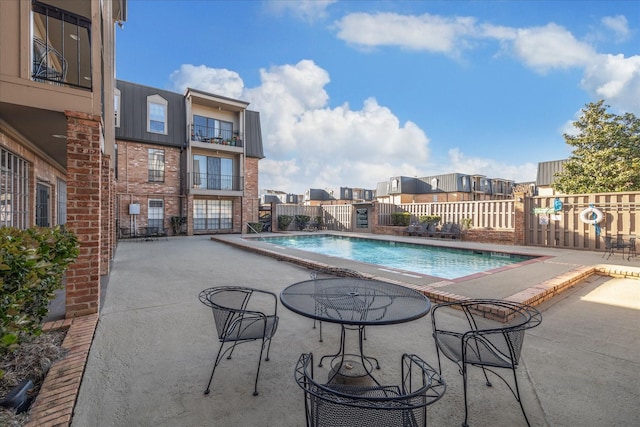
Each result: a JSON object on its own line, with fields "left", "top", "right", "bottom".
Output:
{"left": 245, "top": 110, "right": 264, "bottom": 159}
{"left": 116, "top": 80, "right": 186, "bottom": 148}
{"left": 536, "top": 160, "right": 567, "bottom": 186}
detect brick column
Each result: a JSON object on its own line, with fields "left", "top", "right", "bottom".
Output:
{"left": 65, "top": 111, "right": 102, "bottom": 317}
{"left": 513, "top": 192, "right": 526, "bottom": 246}
{"left": 101, "top": 154, "right": 113, "bottom": 275}
{"left": 242, "top": 157, "right": 260, "bottom": 233}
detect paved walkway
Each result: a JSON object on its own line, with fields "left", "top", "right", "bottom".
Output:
{"left": 66, "top": 234, "right": 639, "bottom": 426}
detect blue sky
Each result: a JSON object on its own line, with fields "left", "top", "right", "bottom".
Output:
{"left": 115, "top": 0, "right": 640, "bottom": 194}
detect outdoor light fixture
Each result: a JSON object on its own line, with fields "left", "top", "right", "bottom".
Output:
{"left": 51, "top": 134, "right": 67, "bottom": 139}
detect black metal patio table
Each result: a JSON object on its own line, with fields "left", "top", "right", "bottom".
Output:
{"left": 280, "top": 277, "right": 431, "bottom": 385}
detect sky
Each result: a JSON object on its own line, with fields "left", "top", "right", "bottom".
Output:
{"left": 115, "top": 0, "right": 640, "bottom": 195}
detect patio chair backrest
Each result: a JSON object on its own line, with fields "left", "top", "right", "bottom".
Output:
{"left": 294, "top": 353, "right": 445, "bottom": 427}
{"left": 200, "top": 287, "right": 254, "bottom": 340}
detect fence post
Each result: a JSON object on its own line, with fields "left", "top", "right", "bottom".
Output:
{"left": 514, "top": 192, "right": 526, "bottom": 245}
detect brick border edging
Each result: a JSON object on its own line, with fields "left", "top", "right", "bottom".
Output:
{"left": 25, "top": 314, "right": 98, "bottom": 427}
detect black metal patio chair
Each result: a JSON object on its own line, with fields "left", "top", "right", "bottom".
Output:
{"left": 294, "top": 352, "right": 446, "bottom": 427}
{"left": 310, "top": 267, "right": 365, "bottom": 342}
{"left": 602, "top": 235, "right": 623, "bottom": 259}
{"left": 198, "top": 286, "right": 279, "bottom": 396}
{"left": 431, "top": 299, "right": 542, "bottom": 427}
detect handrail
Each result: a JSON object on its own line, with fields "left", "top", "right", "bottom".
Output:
{"left": 246, "top": 223, "right": 266, "bottom": 241}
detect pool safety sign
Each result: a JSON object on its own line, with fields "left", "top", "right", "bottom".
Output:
{"left": 534, "top": 198, "right": 563, "bottom": 224}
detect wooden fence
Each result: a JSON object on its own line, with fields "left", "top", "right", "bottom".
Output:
{"left": 377, "top": 201, "right": 515, "bottom": 229}
{"left": 526, "top": 192, "right": 639, "bottom": 250}
{"left": 273, "top": 204, "right": 353, "bottom": 231}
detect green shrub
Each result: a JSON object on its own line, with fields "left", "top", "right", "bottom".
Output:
{"left": 294, "top": 215, "right": 311, "bottom": 230}
{"left": 391, "top": 212, "right": 411, "bottom": 226}
{"left": 170, "top": 216, "right": 187, "bottom": 235}
{"left": 0, "top": 226, "right": 79, "bottom": 359}
{"left": 277, "top": 215, "right": 293, "bottom": 230}
{"left": 419, "top": 215, "right": 441, "bottom": 225}
{"left": 247, "top": 222, "right": 263, "bottom": 233}
{"left": 461, "top": 217, "right": 473, "bottom": 229}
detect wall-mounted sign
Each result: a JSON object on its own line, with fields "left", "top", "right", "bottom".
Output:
{"left": 533, "top": 207, "right": 556, "bottom": 214}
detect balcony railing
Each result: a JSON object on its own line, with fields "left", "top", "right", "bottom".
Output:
{"left": 190, "top": 125, "right": 243, "bottom": 147}
{"left": 190, "top": 173, "right": 243, "bottom": 191}
{"left": 32, "top": 2, "right": 92, "bottom": 90}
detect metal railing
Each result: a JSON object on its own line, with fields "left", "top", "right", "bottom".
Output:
{"left": 190, "top": 125, "right": 243, "bottom": 147}
{"left": 189, "top": 173, "right": 243, "bottom": 191}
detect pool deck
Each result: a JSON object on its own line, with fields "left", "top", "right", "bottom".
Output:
{"left": 211, "top": 231, "right": 639, "bottom": 310}
{"left": 66, "top": 234, "right": 639, "bottom": 427}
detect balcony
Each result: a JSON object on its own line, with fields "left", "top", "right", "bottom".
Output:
{"left": 191, "top": 124, "right": 243, "bottom": 148}
{"left": 190, "top": 172, "right": 243, "bottom": 192}
{"left": 31, "top": 2, "right": 92, "bottom": 90}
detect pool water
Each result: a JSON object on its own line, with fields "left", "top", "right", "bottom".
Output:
{"left": 261, "top": 235, "right": 534, "bottom": 280}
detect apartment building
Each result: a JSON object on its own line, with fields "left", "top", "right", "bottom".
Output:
{"left": 115, "top": 82, "right": 264, "bottom": 236}
{"left": 375, "top": 173, "right": 515, "bottom": 204}
{"left": 303, "top": 187, "right": 375, "bottom": 206}
{"left": 0, "top": 0, "right": 126, "bottom": 317}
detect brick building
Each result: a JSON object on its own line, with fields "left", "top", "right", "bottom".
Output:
{"left": 0, "top": 0, "right": 126, "bottom": 317}
{"left": 115, "top": 81, "right": 264, "bottom": 236}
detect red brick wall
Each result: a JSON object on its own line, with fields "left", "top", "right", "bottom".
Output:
{"left": 115, "top": 140, "right": 183, "bottom": 233}
{"left": 64, "top": 111, "right": 102, "bottom": 317}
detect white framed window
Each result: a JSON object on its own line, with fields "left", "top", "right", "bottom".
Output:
{"left": 1, "top": 147, "right": 30, "bottom": 228}
{"left": 193, "top": 199, "right": 232, "bottom": 230}
{"left": 147, "top": 94, "right": 167, "bottom": 134}
{"left": 148, "top": 199, "right": 164, "bottom": 228}
{"left": 114, "top": 88, "right": 121, "bottom": 128}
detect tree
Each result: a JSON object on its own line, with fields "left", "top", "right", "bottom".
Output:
{"left": 553, "top": 100, "right": 640, "bottom": 194}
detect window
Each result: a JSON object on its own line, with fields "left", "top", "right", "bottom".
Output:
{"left": 114, "top": 88, "right": 121, "bottom": 127}
{"left": 36, "top": 183, "right": 50, "bottom": 227}
{"left": 192, "top": 155, "right": 234, "bottom": 190}
{"left": 147, "top": 95, "right": 168, "bottom": 134}
{"left": 32, "top": 1, "right": 92, "bottom": 89}
{"left": 1, "top": 148, "right": 30, "bottom": 228}
{"left": 192, "top": 115, "right": 233, "bottom": 141}
{"left": 148, "top": 199, "right": 164, "bottom": 228}
{"left": 148, "top": 149, "right": 165, "bottom": 182}
{"left": 193, "top": 199, "right": 232, "bottom": 231}
{"left": 57, "top": 178, "right": 67, "bottom": 225}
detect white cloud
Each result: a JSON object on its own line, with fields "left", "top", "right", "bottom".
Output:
{"left": 510, "top": 23, "right": 596, "bottom": 72}
{"left": 170, "top": 64, "right": 244, "bottom": 98}
{"left": 581, "top": 53, "right": 640, "bottom": 114}
{"left": 266, "top": 0, "right": 336, "bottom": 22}
{"left": 601, "top": 15, "right": 630, "bottom": 42}
{"left": 335, "top": 12, "right": 477, "bottom": 55}
{"left": 169, "top": 60, "right": 433, "bottom": 193}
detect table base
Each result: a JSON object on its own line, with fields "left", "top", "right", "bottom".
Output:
{"left": 319, "top": 325, "right": 381, "bottom": 385}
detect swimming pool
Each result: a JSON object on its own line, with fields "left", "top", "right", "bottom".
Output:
{"left": 261, "top": 234, "right": 535, "bottom": 280}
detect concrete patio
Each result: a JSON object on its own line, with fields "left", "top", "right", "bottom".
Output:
{"left": 70, "top": 234, "right": 639, "bottom": 426}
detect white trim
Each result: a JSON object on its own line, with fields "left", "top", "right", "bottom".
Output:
{"left": 147, "top": 94, "right": 168, "bottom": 135}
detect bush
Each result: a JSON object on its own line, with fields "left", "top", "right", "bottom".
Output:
{"left": 294, "top": 215, "right": 311, "bottom": 230}
{"left": 419, "top": 215, "right": 441, "bottom": 225}
{"left": 170, "top": 216, "right": 187, "bottom": 235}
{"left": 277, "top": 215, "right": 293, "bottom": 231}
{"left": 391, "top": 212, "right": 411, "bottom": 226}
{"left": 247, "top": 222, "right": 263, "bottom": 233}
{"left": 0, "top": 226, "right": 79, "bottom": 360}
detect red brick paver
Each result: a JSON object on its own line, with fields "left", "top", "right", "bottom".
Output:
{"left": 25, "top": 314, "right": 98, "bottom": 427}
